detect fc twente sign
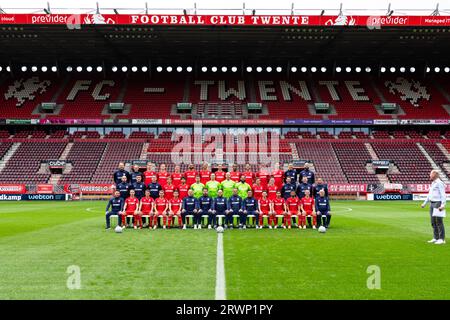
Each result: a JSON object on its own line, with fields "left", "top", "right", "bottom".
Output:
{"left": 1, "top": 14, "right": 450, "bottom": 27}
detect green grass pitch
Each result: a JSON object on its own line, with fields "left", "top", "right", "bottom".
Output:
{"left": 0, "top": 200, "right": 448, "bottom": 300}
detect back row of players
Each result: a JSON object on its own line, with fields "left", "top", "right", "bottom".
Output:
{"left": 106, "top": 162, "right": 331, "bottom": 230}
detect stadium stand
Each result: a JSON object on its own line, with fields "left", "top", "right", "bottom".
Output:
{"left": 2, "top": 75, "right": 449, "bottom": 120}
{"left": 0, "top": 142, "right": 67, "bottom": 183}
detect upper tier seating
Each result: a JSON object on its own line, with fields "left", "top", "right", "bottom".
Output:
{"left": 1, "top": 75, "right": 448, "bottom": 120}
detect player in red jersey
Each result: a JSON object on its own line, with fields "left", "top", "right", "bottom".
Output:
{"left": 178, "top": 176, "right": 189, "bottom": 199}
{"left": 267, "top": 177, "right": 278, "bottom": 201}
{"left": 157, "top": 163, "right": 169, "bottom": 188}
{"left": 252, "top": 177, "right": 264, "bottom": 201}
{"left": 242, "top": 163, "right": 255, "bottom": 187}
{"left": 153, "top": 190, "right": 169, "bottom": 229}
{"left": 184, "top": 164, "right": 197, "bottom": 187}
{"left": 300, "top": 189, "right": 316, "bottom": 229}
{"left": 258, "top": 191, "right": 273, "bottom": 229}
{"left": 271, "top": 191, "right": 286, "bottom": 229}
{"left": 229, "top": 164, "right": 241, "bottom": 182}
{"left": 199, "top": 163, "right": 211, "bottom": 185}
{"left": 139, "top": 189, "right": 155, "bottom": 229}
{"left": 257, "top": 164, "right": 269, "bottom": 189}
{"left": 122, "top": 189, "right": 140, "bottom": 228}
{"left": 171, "top": 165, "right": 183, "bottom": 189}
{"left": 272, "top": 162, "right": 285, "bottom": 190}
{"left": 163, "top": 176, "right": 175, "bottom": 200}
{"left": 214, "top": 163, "right": 226, "bottom": 183}
{"left": 169, "top": 190, "right": 183, "bottom": 228}
{"left": 143, "top": 162, "right": 157, "bottom": 185}
{"left": 285, "top": 190, "right": 300, "bottom": 229}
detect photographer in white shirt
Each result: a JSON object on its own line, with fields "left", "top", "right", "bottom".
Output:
{"left": 421, "top": 170, "right": 446, "bottom": 245}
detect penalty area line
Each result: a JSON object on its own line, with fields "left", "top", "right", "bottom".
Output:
{"left": 215, "top": 233, "right": 226, "bottom": 300}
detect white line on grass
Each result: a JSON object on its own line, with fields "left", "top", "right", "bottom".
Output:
{"left": 215, "top": 233, "right": 226, "bottom": 300}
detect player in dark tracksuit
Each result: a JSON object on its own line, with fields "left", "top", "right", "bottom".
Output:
{"left": 147, "top": 175, "right": 162, "bottom": 199}
{"left": 242, "top": 190, "right": 259, "bottom": 229}
{"left": 113, "top": 162, "right": 130, "bottom": 184}
{"left": 130, "top": 165, "right": 144, "bottom": 184}
{"left": 296, "top": 176, "right": 313, "bottom": 199}
{"left": 313, "top": 177, "right": 329, "bottom": 198}
{"left": 285, "top": 163, "right": 298, "bottom": 184}
{"left": 131, "top": 175, "right": 146, "bottom": 200}
{"left": 181, "top": 189, "right": 199, "bottom": 229}
{"left": 105, "top": 190, "right": 125, "bottom": 228}
{"left": 116, "top": 175, "right": 131, "bottom": 200}
{"left": 212, "top": 189, "right": 227, "bottom": 228}
{"left": 315, "top": 189, "right": 331, "bottom": 228}
{"left": 228, "top": 188, "right": 243, "bottom": 229}
{"left": 198, "top": 188, "right": 213, "bottom": 229}
{"left": 281, "top": 177, "right": 297, "bottom": 199}
{"left": 300, "top": 164, "right": 315, "bottom": 185}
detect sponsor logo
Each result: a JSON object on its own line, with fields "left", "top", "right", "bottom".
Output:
{"left": 0, "top": 194, "right": 22, "bottom": 201}
{"left": 374, "top": 194, "right": 413, "bottom": 201}
{"left": 325, "top": 15, "right": 355, "bottom": 26}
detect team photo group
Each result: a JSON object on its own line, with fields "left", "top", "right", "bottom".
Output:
{"left": 106, "top": 162, "right": 332, "bottom": 231}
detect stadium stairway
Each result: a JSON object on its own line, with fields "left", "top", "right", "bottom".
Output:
{"left": 0, "top": 143, "right": 20, "bottom": 174}
{"left": 417, "top": 143, "right": 450, "bottom": 183}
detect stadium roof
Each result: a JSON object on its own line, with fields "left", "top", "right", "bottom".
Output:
{"left": 1, "top": 24, "right": 449, "bottom": 67}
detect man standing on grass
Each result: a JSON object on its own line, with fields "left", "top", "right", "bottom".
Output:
{"left": 421, "top": 170, "right": 446, "bottom": 245}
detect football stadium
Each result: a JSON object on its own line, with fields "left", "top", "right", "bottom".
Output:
{"left": 0, "top": 0, "right": 449, "bottom": 304}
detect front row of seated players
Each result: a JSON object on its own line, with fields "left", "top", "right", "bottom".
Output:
{"left": 105, "top": 187, "right": 331, "bottom": 230}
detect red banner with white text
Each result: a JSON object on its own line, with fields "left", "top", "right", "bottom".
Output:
{"left": 408, "top": 184, "right": 450, "bottom": 193}
{"left": 1, "top": 14, "right": 450, "bottom": 27}
{"left": 0, "top": 184, "right": 27, "bottom": 194}
{"left": 329, "top": 184, "right": 367, "bottom": 194}
{"left": 37, "top": 184, "right": 54, "bottom": 194}
{"left": 64, "top": 184, "right": 114, "bottom": 195}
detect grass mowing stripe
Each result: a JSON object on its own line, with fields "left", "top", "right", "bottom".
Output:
{"left": 215, "top": 233, "right": 226, "bottom": 300}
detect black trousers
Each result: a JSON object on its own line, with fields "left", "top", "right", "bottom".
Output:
{"left": 106, "top": 211, "right": 121, "bottom": 228}
{"left": 430, "top": 201, "right": 445, "bottom": 240}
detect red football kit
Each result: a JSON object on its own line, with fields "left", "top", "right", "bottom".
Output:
{"left": 200, "top": 170, "right": 211, "bottom": 185}
{"left": 178, "top": 184, "right": 189, "bottom": 199}
{"left": 163, "top": 184, "right": 175, "bottom": 200}
{"left": 157, "top": 171, "right": 169, "bottom": 187}
{"left": 242, "top": 171, "right": 255, "bottom": 187}
{"left": 154, "top": 197, "right": 169, "bottom": 227}
{"left": 258, "top": 198, "right": 274, "bottom": 226}
{"left": 169, "top": 197, "right": 182, "bottom": 227}
{"left": 230, "top": 171, "right": 241, "bottom": 182}
{"left": 123, "top": 197, "right": 140, "bottom": 226}
{"left": 252, "top": 185, "right": 263, "bottom": 200}
{"left": 214, "top": 171, "right": 226, "bottom": 183}
{"left": 184, "top": 170, "right": 197, "bottom": 187}
{"left": 257, "top": 171, "right": 269, "bottom": 189}
{"left": 301, "top": 196, "right": 316, "bottom": 227}
{"left": 267, "top": 185, "right": 278, "bottom": 201}
{"left": 140, "top": 196, "right": 154, "bottom": 227}
{"left": 171, "top": 173, "right": 183, "bottom": 189}
{"left": 143, "top": 170, "right": 157, "bottom": 185}
{"left": 272, "top": 198, "right": 286, "bottom": 215}
{"left": 272, "top": 169, "right": 285, "bottom": 190}
{"left": 140, "top": 197, "right": 154, "bottom": 214}
{"left": 285, "top": 197, "right": 301, "bottom": 227}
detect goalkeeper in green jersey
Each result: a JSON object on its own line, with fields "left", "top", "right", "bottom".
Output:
{"left": 190, "top": 175, "right": 205, "bottom": 199}
{"left": 220, "top": 172, "right": 236, "bottom": 199}
{"left": 205, "top": 173, "right": 221, "bottom": 198}
{"left": 235, "top": 175, "right": 252, "bottom": 199}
